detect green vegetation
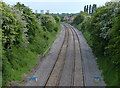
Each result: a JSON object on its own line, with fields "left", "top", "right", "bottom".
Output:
{"left": 72, "top": 2, "right": 120, "bottom": 86}
{"left": 1, "top": 2, "right": 61, "bottom": 86}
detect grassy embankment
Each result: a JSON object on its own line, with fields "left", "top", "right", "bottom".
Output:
{"left": 72, "top": 2, "right": 120, "bottom": 86}
{"left": 1, "top": 2, "right": 61, "bottom": 86}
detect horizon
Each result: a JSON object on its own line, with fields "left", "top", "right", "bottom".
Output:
{"left": 3, "top": 0, "right": 109, "bottom": 14}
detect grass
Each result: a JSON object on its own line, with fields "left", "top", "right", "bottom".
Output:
{"left": 2, "top": 25, "right": 61, "bottom": 86}
{"left": 0, "top": 72, "right": 2, "bottom": 87}
{"left": 82, "top": 31, "right": 93, "bottom": 47}
{"left": 97, "top": 57, "right": 119, "bottom": 86}
{"left": 3, "top": 47, "right": 37, "bottom": 85}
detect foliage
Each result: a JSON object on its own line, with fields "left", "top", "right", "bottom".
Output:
{"left": 72, "top": 2, "right": 120, "bottom": 86}
{"left": 72, "top": 13, "right": 84, "bottom": 25}
{"left": 52, "top": 15, "right": 60, "bottom": 23}
{"left": 1, "top": 2, "right": 61, "bottom": 86}
{"left": 40, "top": 14, "right": 55, "bottom": 32}
{"left": 2, "top": 2, "right": 23, "bottom": 49}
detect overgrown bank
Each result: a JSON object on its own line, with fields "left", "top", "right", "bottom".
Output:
{"left": 1, "top": 2, "right": 61, "bottom": 86}
{"left": 72, "top": 2, "right": 120, "bottom": 86}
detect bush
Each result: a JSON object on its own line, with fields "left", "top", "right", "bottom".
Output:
{"left": 1, "top": 2, "right": 61, "bottom": 86}
{"left": 72, "top": 13, "right": 84, "bottom": 25}
{"left": 72, "top": 2, "right": 120, "bottom": 86}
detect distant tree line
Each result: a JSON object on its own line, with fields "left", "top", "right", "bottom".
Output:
{"left": 84, "top": 4, "right": 97, "bottom": 14}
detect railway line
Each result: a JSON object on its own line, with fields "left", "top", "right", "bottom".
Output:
{"left": 45, "top": 23, "right": 84, "bottom": 86}
{"left": 25, "top": 23, "right": 105, "bottom": 86}
{"left": 45, "top": 23, "right": 69, "bottom": 86}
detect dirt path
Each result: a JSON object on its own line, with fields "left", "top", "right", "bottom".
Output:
{"left": 25, "top": 23, "right": 106, "bottom": 86}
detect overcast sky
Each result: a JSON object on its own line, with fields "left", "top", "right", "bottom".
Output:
{"left": 3, "top": 0, "right": 110, "bottom": 13}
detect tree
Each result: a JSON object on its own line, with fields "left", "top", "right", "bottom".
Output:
{"left": 89, "top": 5, "right": 92, "bottom": 14}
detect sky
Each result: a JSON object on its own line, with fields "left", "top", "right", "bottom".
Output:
{"left": 3, "top": 0, "right": 110, "bottom": 13}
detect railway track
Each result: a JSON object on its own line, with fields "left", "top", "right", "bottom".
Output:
{"left": 70, "top": 24, "right": 85, "bottom": 86}
{"left": 45, "top": 23, "right": 69, "bottom": 86}
{"left": 44, "top": 23, "right": 84, "bottom": 86}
